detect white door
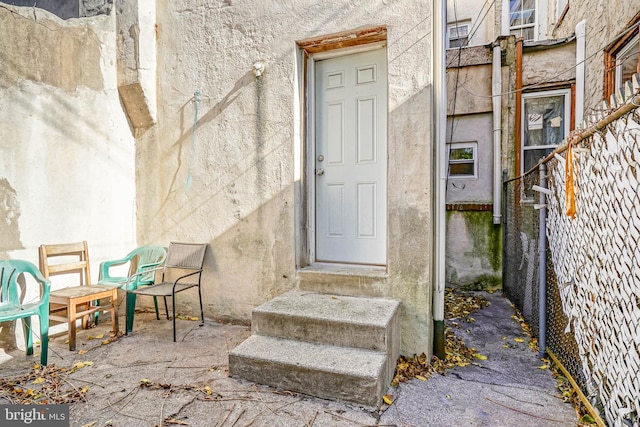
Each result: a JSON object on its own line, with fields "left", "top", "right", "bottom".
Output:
{"left": 314, "top": 48, "right": 387, "bottom": 265}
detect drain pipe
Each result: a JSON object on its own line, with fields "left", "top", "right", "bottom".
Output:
{"left": 492, "top": 40, "right": 502, "bottom": 225}
{"left": 538, "top": 163, "right": 547, "bottom": 358}
{"left": 432, "top": 0, "right": 447, "bottom": 360}
{"left": 575, "top": 20, "right": 586, "bottom": 126}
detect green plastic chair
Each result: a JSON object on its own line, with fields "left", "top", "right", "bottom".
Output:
{"left": 97, "top": 245, "right": 167, "bottom": 333}
{"left": 0, "top": 259, "right": 50, "bottom": 365}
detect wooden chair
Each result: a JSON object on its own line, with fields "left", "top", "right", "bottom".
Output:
{"left": 38, "top": 241, "right": 119, "bottom": 351}
{"left": 126, "top": 242, "right": 207, "bottom": 341}
{"left": 0, "top": 260, "right": 50, "bottom": 365}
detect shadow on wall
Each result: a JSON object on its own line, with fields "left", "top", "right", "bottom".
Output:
{"left": 3, "top": 0, "right": 112, "bottom": 19}
{"left": 0, "top": 177, "right": 24, "bottom": 351}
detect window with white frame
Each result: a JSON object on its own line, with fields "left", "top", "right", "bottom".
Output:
{"left": 509, "top": 0, "right": 536, "bottom": 42}
{"left": 447, "top": 22, "right": 470, "bottom": 49}
{"left": 522, "top": 89, "right": 571, "bottom": 173}
{"left": 448, "top": 142, "right": 477, "bottom": 178}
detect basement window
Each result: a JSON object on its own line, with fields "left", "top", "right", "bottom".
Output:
{"left": 448, "top": 142, "right": 477, "bottom": 178}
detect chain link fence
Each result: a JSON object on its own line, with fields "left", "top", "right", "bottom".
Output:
{"left": 503, "top": 83, "right": 640, "bottom": 427}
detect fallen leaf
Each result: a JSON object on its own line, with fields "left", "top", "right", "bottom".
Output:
{"left": 95, "top": 334, "right": 104, "bottom": 339}
{"left": 473, "top": 353, "right": 488, "bottom": 360}
{"left": 87, "top": 335, "right": 94, "bottom": 340}
{"left": 580, "top": 414, "right": 596, "bottom": 424}
{"left": 32, "top": 377, "right": 45, "bottom": 384}
{"left": 382, "top": 395, "right": 393, "bottom": 405}
{"left": 539, "top": 364, "right": 549, "bottom": 370}
{"left": 415, "top": 375, "right": 427, "bottom": 381}
{"left": 445, "top": 394, "right": 451, "bottom": 399}
{"left": 502, "top": 344, "right": 509, "bottom": 348}
{"left": 80, "top": 422, "right": 97, "bottom": 427}
{"left": 78, "top": 350, "right": 88, "bottom": 355}
{"left": 514, "top": 337, "right": 525, "bottom": 343}
{"left": 501, "top": 336, "right": 507, "bottom": 341}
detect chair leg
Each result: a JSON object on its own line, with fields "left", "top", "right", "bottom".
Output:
{"left": 110, "top": 291, "right": 119, "bottom": 334}
{"left": 22, "top": 317, "right": 33, "bottom": 356}
{"left": 126, "top": 292, "right": 137, "bottom": 334}
{"left": 153, "top": 297, "right": 160, "bottom": 320}
{"left": 163, "top": 296, "right": 170, "bottom": 320}
{"left": 39, "top": 312, "right": 49, "bottom": 366}
{"left": 172, "top": 294, "right": 177, "bottom": 342}
{"left": 94, "top": 298, "right": 102, "bottom": 326}
{"left": 81, "top": 302, "right": 90, "bottom": 329}
{"left": 68, "top": 303, "right": 77, "bottom": 352}
{"left": 198, "top": 286, "right": 204, "bottom": 326}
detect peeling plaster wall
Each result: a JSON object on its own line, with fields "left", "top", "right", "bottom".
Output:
{"left": 139, "top": 1, "right": 433, "bottom": 355}
{"left": 0, "top": 6, "right": 135, "bottom": 279}
{"left": 522, "top": 43, "right": 576, "bottom": 88}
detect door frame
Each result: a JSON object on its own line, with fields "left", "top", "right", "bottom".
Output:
{"left": 304, "top": 41, "right": 388, "bottom": 267}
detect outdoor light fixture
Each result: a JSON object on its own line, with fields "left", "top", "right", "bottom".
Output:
{"left": 253, "top": 61, "right": 265, "bottom": 77}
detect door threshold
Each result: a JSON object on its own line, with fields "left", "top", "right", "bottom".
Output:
{"left": 299, "top": 263, "right": 388, "bottom": 278}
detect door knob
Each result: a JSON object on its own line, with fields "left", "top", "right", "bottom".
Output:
{"left": 315, "top": 169, "right": 325, "bottom": 176}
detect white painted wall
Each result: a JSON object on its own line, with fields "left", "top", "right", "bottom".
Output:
{"left": 447, "top": 0, "right": 495, "bottom": 47}
{"left": 0, "top": 7, "right": 136, "bottom": 288}
{"left": 445, "top": 113, "right": 494, "bottom": 203}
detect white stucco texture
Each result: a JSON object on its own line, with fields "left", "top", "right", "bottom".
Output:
{"left": 137, "top": 1, "right": 434, "bottom": 355}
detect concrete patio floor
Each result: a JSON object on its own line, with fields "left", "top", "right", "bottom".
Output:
{"left": 0, "top": 291, "right": 579, "bottom": 427}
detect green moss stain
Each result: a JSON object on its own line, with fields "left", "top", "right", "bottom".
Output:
{"left": 446, "top": 210, "right": 502, "bottom": 290}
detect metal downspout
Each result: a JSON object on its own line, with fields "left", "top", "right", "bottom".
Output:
{"left": 575, "top": 20, "right": 586, "bottom": 126}
{"left": 432, "top": 0, "right": 447, "bottom": 360}
{"left": 492, "top": 41, "right": 502, "bottom": 225}
{"left": 538, "top": 163, "right": 547, "bottom": 358}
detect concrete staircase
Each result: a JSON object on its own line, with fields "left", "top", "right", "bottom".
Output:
{"left": 228, "top": 290, "right": 401, "bottom": 409}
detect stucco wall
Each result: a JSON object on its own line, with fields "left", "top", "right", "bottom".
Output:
{"left": 0, "top": 6, "right": 136, "bottom": 284}
{"left": 138, "top": 1, "right": 432, "bottom": 355}
{"left": 522, "top": 42, "right": 576, "bottom": 88}
{"left": 446, "top": 0, "right": 495, "bottom": 47}
{"left": 445, "top": 113, "right": 493, "bottom": 203}
{"left": 550, "top": 1, "right": 640, "bottom": 111}
{"left": 446, "top": 210, "right": 501, "bottom": 289}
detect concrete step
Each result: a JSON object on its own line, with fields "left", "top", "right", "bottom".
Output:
{"left": 228, "top": 334, "right": 387, "bottom": 409}
{"left": 252, "top": 290, "right": 400, "bottom": 353}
